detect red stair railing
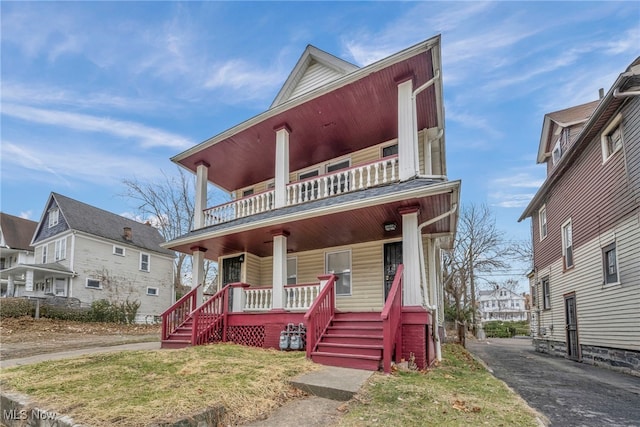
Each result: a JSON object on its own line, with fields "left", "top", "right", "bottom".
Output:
{"left": 161, "top": 284, "right": 201, "bottom": 340}
{"left": 191, "top": 284, "right": 231, "bottom": 346}
{"left": 304, "top": 274, "right": 337, "bottom": 359}
{"left": 381, "top": 264, "right": 404, "bottom": 373}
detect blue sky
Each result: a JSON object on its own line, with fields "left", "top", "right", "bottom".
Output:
{"left": 1, "top": 1, "right": 638, "bottom": 284}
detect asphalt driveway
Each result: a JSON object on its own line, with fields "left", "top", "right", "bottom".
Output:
{"left": 467, "top": 338, "right": 640, "bottom": 427}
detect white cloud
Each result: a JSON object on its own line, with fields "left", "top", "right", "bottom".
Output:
{"left": 489, "top": 169, "right": 545, "bottom": 208}
{"left": 2, "top": 104, "right": 193, "bottom": 149}
{"left": 19, "top": 211, "right": 34, "bottom": 220}
{"left": 489, "top": 192, "right": 536, "bottom": 209}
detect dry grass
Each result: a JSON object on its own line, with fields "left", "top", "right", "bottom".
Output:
{"left": 337, "top": 344, "right": 542, "bottom": 426}
{"left": 0, "top": 343, "right": 318, "bottom": 426}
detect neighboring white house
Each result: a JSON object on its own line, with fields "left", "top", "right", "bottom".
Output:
{"left": 2, "top": 193, "right": 175, "bottom": 323}
{"left": 478, "top": 287, "right": 527, "bottom": 323}
{"left": 0, "top": 213, "right": 37, "bottom": 296}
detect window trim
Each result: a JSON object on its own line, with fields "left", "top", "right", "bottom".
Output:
{"left": 561, "top": 219, "right": 574, "bottom": 270}
{"left": 602, "top": 241, "right": 620, "bottom": 285}
{"left": 538, "top": 205, "right": 547, "bottom": 241}
{"left": 86, "top": 278, "right": 102, "bottom": 289}
{"left": 113, "top": 245, "right": 126, "bottom": 256}
{"left": 326, "top": 158, "right": 351, "bottom": 173}
{"left": 325, "top": 249, "right": 352, "bottom": 296}
{"left": 551, "top": 139, "right": 562, "bottom": 165}
{"left": 146, "top": 286, "right": 159, "bottom": 296}
{"left": 381, "top": 143, "right": 399, "bottom": 158}
{"left": 42, "top": 245, "right": 48, "bottom": 263}
{"left": 601, "top": 113, "right": 623, "bottom": 163}
{"left": 140, "top": 252, "right": 150, "bottom": 272}
{"left": 541, "top": 277, "right": 550, "bottom": 310}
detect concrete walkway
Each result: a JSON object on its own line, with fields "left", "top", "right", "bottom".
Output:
{"left": 0, "top": 342, "right": 161, "bottom": 369}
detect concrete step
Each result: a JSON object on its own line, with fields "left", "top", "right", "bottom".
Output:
{"left": 289, "top": 365, "right": 374, "bottom": 401}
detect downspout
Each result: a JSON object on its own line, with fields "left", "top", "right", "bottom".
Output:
{"left": 418, "top": 202, "right": 458, "bottom": 362}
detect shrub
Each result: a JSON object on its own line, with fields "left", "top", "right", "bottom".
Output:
{"left": 0, "top": 298, "right": 34, "bottom": 318}
{"left": 88, "top": 299, "right": 140, "bottom": 324}
{"left": 39, "top": 304, "right": 92, "bottom": 322}
{"left": 483, "top": 320, "right": 530, "bottom": 338}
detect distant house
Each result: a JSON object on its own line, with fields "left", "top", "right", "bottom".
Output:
{"left": 2, "top": 193, "right": 175, "bottom": 323}
{"left": 477, "top": 287, "right": 527, "bottom": 323}
{"left": 519, "top": 57, "right": 640, "bottom": 374}
{"left": 0, "top": 213, "right": 37, "bottom": 296}
{"left": 161, "top": 36, "right": 461, "bottom": 372}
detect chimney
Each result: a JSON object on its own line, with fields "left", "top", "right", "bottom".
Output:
{"left": 599, "top": 88, "right": 605, "bottom": 99}
{"left": 123, "top": 227, "right": 132, "bottom": 241}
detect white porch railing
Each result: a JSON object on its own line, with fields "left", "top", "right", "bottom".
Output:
{"left": 202, "top": 156, "right": 399, "bottom": 227}
{"left": 243, "top": 283, "right": 321, "bottom": 312}
{"left": 204, "top": 190, "right": 275, "bottom": 227}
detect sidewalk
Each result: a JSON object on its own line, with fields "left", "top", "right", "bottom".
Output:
{"left": 0, "top": 341, "right": 162, "bottom": 369}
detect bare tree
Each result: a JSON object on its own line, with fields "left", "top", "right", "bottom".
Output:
{"left": 443, "top": 203, "right": 515, "bottom": 336}
{"left": 122, "top": 168, "right": 217, "bottom": 296}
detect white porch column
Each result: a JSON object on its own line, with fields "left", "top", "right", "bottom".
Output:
{"left": 397, "top": 78, "right": 418, "bottom": 181}
{"left": 400, "top": 207, "right": 422, "bottom": 306}
{"left": 7, "top": 274, "right": 15, "bottom": 297}
{"left": 271, "top": 230, "right": 289, "bottom": 310}
{"left": 191, "top": 246, "right": 207, "bottom": 306}
{"left": 274, "top": 125, "right": 291, "bottom": 208}
{"left": 426, "top": 237, "right": 437, "bottom": 307}
{"left": 194, "top": 161, "right": 210, "bottom": 229}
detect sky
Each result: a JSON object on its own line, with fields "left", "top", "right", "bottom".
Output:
{"left": 1, "top": 1, "right": 638, "bottom": 288}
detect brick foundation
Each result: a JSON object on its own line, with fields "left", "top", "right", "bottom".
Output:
{"left": 400, "top": 306, "right": 433, "bottom": 369}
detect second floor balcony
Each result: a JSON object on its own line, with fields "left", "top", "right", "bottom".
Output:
{"left": 202, "top": 155, "right": 399, "bottom": 227}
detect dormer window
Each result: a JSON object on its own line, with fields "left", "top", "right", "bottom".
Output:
{"left": 48, "top": 208, "right": 59, "bottom": 228}
{"left": 551, "top": 139, "right": 562, "bottom": 165}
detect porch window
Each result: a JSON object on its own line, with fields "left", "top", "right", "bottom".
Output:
{"left": 242, "top": 188, "right": 254, "bottom": 197}
{"left": 542, "top": 277, "right": 550, "bottom": 310}
{"left": 326, "top": 159, "right": 351, "bottom": 193}
{"left": 602, "top": 242, "right": 619, "bottom": 285}
{"left": 299, "top": 169, "right": 319, "bottom": 200}
{"left": 538, "top": 205, "right": 547, "bottom": 240}
{"left": 55, "top": 278, "right": 66, "bottom": 296}
{"left": 326, "top": 250, "right": 351, "bottom": 296}
{"left": 382, "top": 144, "right": 398, "bottom": 157}
{"left": 561, "top": 219, "right": 573, "bottom": 269}
{"left": 287, "top": 257, "right": 297, "bottom": 285}
{"left": 54, "top": 238, "right": 66, "bottom": 261}
{"left": 140, "top": 252, "right": 150, "bottom": 272}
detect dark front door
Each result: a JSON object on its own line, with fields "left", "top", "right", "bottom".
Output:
{"left": 222, "top": 256, "right": 242, "bottom": 286}
{"left": 383, "top": 242, "right": 403, "bottom": 301}
{"left": 564, "top": 293, "right": 580, "bottom": 360}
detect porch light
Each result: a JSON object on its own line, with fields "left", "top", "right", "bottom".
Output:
{"left": 384, "top": 222, "right": 397, "bottom": 232}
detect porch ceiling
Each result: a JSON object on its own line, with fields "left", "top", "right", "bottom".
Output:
{"left": 177, "top": 51, "right": 436, "bottom": 192}
{"left": 168, "top": 187, "right": 455, "bottom": 260}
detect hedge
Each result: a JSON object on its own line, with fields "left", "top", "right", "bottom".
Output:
{"left": 483, "top": 320, "right": 530, "bottom": 338}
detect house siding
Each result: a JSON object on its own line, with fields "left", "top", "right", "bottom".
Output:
{"left": 290, "top": 61, "right": 344, "bottom": 99}
{"left": 72, "top": 234, "right": 173, "bottom": 322}
{"left": 622, "top": 96, "right": 640, "bottom": 200}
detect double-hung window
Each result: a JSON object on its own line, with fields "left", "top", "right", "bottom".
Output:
{"left": 601, "top": 114, "right": 623, "bottom": 161}
{"left": 539, "top": 206, "right": 547, "bottom": 240}
{"left": 602, "top": 242, "right": 619, "bottom": 285}
{"left": 541, "top": 277, "right": 550, "bottom": 310}
{"left": 326, "top": 250, "right": 351, "bottom": 296}
{"left": 562, "top": 219, "right": 574, "bottom": 269}
{"left": 54, "top": 238, "right": 66, "bottom": 261}
{"left": 140, "top": 253, "right": 150, "bottom": 272}
{"left": 42, "top": 245, "right": 48, "bottom": 263}
{"left": 48, "top": 208, "right": 59, "bottom": 228}
{"left": 287, "top": 258, "right": 297, "bottom": 285}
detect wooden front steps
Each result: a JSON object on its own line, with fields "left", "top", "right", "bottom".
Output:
{"left": 161, "top": 318, "right": 193, "bottom": 349}
{"left": 310, "top": 312, "right": 383, "bottom": 371}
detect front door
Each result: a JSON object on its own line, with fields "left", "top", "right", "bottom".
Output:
{"left": 564, "top": 293, "right": 580, "bottom": 360}
{"left": 383, "top": 242, "right": 403, "bottom": 301}
{"left": 222, "top": 256, "right": 243, "bottom": 286}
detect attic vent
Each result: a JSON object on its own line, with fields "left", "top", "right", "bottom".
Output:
{"left": 123, "top": 227, "right": 132, "bottom": 241}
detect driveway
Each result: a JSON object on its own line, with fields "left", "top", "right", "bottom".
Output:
{"left": 467, "top": 338, "right": 640, "bottom": 427}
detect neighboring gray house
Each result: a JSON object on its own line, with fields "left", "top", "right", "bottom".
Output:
{"left": 7, "top": 193, "right": 175, "bottom": 323}
{"left": 0, "top": 213, "right": 37, "bottom": 296}
{"left": 519, "top": 57, "right": 640, "bottom": 374}
{"left": 477, "top": 286, "right": 527, "bottom": 323}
